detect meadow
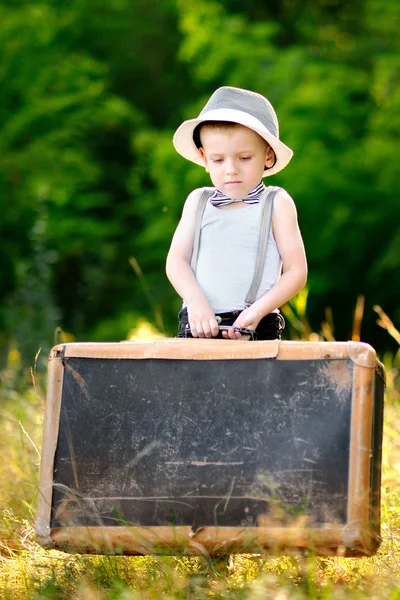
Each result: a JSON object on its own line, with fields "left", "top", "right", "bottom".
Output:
{"left": 1, "top": 312, "right": 400, "bottom": 599}
{"left": 1, "top": 2, "right": 399, "bottom": 596}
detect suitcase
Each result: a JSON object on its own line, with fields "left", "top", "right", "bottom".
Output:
{"left": 36, "top": 339, "right": 385, "bottom": 557}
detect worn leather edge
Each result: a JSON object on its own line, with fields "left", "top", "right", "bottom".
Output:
{"left": 45, "top": 524, "right": 379, "bottom": 557}
{"left": 48, "top": 340, "right": 371, "bottom": 362}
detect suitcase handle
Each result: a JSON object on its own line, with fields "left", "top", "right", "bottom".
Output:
{"left": 184, "top": 324, "right": 257, "bottom": 340}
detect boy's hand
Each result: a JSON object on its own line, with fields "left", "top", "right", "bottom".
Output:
{"left": 187, "top": 300, "right": 220, "bottom": 338}
{"left": 222, "top": 307, "right": 260, "bottom": 341}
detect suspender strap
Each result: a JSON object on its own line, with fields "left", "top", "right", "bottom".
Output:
{"left": 245, "top": 186, "right": 281, "bottom": 307}
{"left": 190, "top": 187, "right": 214, "bottom": 272}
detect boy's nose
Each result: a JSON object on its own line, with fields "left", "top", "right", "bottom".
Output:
{"left": 225, "top": 159, "right": 239, "bottom": 175}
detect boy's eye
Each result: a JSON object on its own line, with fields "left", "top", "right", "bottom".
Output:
{"left": 240, "top": 156, "right": 252, "bottom": 161}
{"left": 212, "top": 158, "right": 224, "bottom": 163}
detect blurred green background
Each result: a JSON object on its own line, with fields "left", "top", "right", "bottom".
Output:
{"left": 1, "top": 0, "right": 399, "bottom": 365}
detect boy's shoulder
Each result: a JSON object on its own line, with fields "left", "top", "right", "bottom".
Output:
{"left": 272, "top": 185, "right": 290, "bottom": 198}
{"left": 190, "top": 186, "right": 215, "bottom": 196}
{"left": 272, "top": 186, "right": 297, "bottom": 207}
{"left": 184, "top": 186, "right": 215, "bottom": 206}
{"left": 272, "top": 187, "right": 300, "bottom": 225}
{"left": 274, "top": 186, "right": 296, "bottom": 202}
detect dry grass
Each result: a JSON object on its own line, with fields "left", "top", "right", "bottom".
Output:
{"left": 1, "top": 315, "right": 400, "bottom": 598}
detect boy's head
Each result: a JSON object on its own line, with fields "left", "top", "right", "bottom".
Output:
{"left": 173, "top": 86, "right": 293, "bottom": 178}
{"left": 193, "top": 121, "right": 276, "bottom": 200}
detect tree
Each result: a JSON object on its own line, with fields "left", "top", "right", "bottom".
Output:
{"left": 0, "top": 0, "right": 399, "bottom": 357}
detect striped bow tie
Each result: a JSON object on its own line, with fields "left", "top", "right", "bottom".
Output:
{"left": 210, "top": 181, "right": 266, "bottom": 206}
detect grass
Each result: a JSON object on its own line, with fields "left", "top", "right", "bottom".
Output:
{"left": 2, "top": 309, "right": 400, "bottom": 598}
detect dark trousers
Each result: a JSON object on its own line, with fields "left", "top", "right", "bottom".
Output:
{"left": 177, "top": 307, "right": 285, "bottom": 340}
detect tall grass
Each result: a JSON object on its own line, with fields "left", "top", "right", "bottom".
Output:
{"left": 1, "top": 303, "right": 400, "bottom": 598}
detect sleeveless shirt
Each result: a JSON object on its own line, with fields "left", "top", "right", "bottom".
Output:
{"left": 195, "top": 197, "right": 282, "bottom": 313}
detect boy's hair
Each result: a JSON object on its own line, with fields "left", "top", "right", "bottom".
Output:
{"left": 193, "top": 120, "right": 276, "bottom": 167}
{"left": 193, "top": 121, "right": 239, "bottom": 149}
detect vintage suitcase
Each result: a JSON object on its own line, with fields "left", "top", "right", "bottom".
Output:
{"left": 36, "top": 339, "right": 385, "bottom": 557}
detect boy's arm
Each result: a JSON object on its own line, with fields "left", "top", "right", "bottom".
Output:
{"left": 166, "top": 189, "right": 220, "bottom": 338}
{"left": 226, "top": 190, "right": 307, "bottom": 338}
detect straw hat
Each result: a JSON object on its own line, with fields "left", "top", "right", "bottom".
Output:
{"left": 173, "top": 86, "right": 293, "bottom": 177}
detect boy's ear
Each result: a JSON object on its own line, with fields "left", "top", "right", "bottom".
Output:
{"left": 199, "top": 148, "right": 208, "bottom": 171}
{"left": 265, "top": 145, "right": 275, "bottom": 169}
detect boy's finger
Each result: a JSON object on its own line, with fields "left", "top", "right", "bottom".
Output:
{"left": 189, "top": 323, "right": 199, "bottom": 337}
{"left": 202, "top": 324, "right": 213, "bottom": 338}
{"left": 210, "top": 319, "right": 219, "bottom": 337}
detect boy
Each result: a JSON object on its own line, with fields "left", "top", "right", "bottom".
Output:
{"left": 166, "top": 86, "right": 307, "bottom": 340}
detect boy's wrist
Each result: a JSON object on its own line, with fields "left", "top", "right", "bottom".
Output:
{"left": 185, "top": 293, "right": 206, "bottom": 308}
{"left": 244, "top": 303, "right": 265, "bottom": 322}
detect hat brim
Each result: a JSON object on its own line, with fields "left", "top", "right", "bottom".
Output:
{"left": 173, "top": 108, "right": 293, "bottom": 177}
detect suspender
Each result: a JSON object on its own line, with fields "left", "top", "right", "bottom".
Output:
{"left": 189, "top": 186, "right": 282, "bottom": 307}
{"left": 245, "top": 186, "right": 281, "bottom": 306}
{"left": 190, "top": 187, "right": 214, "bottom": 273}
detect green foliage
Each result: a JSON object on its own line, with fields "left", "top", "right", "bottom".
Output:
{"left": 0, "top": 0, "right": 399, "bottom": 356}
{"left": 132, "top": 0, "right": 400, "bottom": 347}
{"left": 0, "top": 1, "right": 146, "bottom": 360}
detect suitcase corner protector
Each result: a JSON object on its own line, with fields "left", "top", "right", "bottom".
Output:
{"left": 49, "top": 344, "right": 67, "bottom": 360}
{"left": 341, "top": 520, "right": 380, "bottom": 556}
{"left": 35, "top": 517, "right": 54, "bottom": 548}
{"left": 346, "top": 341, "right": 377, "bottom": 369}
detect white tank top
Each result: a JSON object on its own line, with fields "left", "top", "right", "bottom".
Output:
{"left": 195, "top": 199, "right": 282, "bottom": 313}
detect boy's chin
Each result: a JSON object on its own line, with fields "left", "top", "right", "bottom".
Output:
{"left": 221, "top": 183, "right": 245, "bottom": 196}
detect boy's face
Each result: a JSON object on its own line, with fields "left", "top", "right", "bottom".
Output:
{"left": 199, "top": 124, "right": 275, "bottom": 199}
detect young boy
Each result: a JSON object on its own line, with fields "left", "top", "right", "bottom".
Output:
{"left": 166, "top": 86, "right": 307, "bottom": 340}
